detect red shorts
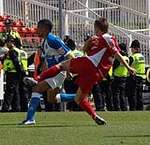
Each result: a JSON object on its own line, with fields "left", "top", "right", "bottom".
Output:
{"left": 69, "top": 57, "right": 103, "bottom": 94}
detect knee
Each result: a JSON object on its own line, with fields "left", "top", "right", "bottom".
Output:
{"left": 74, "top": 94, "right": 84, "bottom": 104}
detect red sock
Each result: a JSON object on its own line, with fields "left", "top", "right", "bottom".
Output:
{"left": 39, "top": 65, "right": 61, "bottom": 82}
{"left": 79, "top": 97, "right": 96, "bottom": 119}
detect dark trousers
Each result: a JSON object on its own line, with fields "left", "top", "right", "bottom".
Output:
{"left": 2, "top": 72, "right": 20, "bottom": 112}
{"left": 92, "top": 80, "right": 113, "bottom": 111}
{"left": 126, "top": 76, "right": 143, "bottom": 111}
{"left": 19, "top": 81, "right": 29, "bottom": 112}
{"left": 43, "top": 94, "right": 61, "bottom": 111}
{"left": 112, "top": 77, "right": 127, "bottom": 111}
{"left": 64, "top": 78, "right": 80, "bottom": 111}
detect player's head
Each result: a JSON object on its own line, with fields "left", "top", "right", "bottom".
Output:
{"left": 94, "top": 17, "right": 109, "bottom": 34}
{"left": 37, "top": 19, "right": 53, "bottom": 38}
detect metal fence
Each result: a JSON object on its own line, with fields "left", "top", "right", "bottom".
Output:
{"left": 1, "top": 0, "right": 150, "bottom": 64}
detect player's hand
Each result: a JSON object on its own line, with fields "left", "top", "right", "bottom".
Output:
{"left": 34, "top": 75, "right": 41, "bottom": 82}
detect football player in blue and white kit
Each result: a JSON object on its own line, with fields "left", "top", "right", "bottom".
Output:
{"left": 21, "top": 19, "right": 73, "bottom": 125}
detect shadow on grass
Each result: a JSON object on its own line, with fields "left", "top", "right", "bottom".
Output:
{"left": 0, "top": 123, "right": 97, "bottom": 128}
{"left": 17, "top": 124, "right": 96, "bottom": 128}
{"left": 104, "top": 135, "right": 150, "bottom": 138}
{"left": 0, "top": 123, "right": 19, "bottom": 126}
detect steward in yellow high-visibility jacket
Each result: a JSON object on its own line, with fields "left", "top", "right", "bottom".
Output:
{"left": 126, "top": 40, "right": 145, "bottom": 111}
{"left": 2, "top": 40, "right": 24, "bottom": 112}
{"left": 2, "top": 19, "right": 22, "bottom": 48}
{"left": 112, "top": 43, "right": 129, "bottom": 111}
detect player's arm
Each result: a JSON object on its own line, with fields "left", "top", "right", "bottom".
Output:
{"left": 105, "top": 36, "right": 135, "bottom": 75}
{"left": 115, "top": 51, "right": 136, "bottom": 75}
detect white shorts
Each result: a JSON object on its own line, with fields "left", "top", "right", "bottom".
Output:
{"left": 45, "top": 71, "right": 66, "bottom": 89}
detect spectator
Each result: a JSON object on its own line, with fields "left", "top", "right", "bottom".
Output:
{"left": 112, "top": 43, "right": 129, "bottom": 111}
{"left": 126, "top": 40, "right": 145, "bottom": 111}
{"left": 19, "top": 48, "right": 28, "bottom": 112}
{"left": 92, "top": 69, "right": 113, "bottom": 111}
{"left": 0, "top": 19, "right": 28, "bottom": 111}
{"left": 3, "top": 19, "right": 22, "bottom": 49}
{"left": 85, "top": 34, "right": 113, "bottom": 111}
{"left": 1, "top": 37, "right": 24, "bottom": 112}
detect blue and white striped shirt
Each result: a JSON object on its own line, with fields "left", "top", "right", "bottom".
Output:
{"left": 41, "top": 33, "right": 71, "bottom": 67}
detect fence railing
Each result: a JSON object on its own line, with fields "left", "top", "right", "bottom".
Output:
{"left": 2, "top": 0, "right": 150, "bottom": 64}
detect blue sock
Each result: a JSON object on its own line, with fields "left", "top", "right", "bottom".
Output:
{"left": 56, "top": 93, "right": 76, "bottom": 103}
{"left": 26, "top": 92, "right": 42, "bottom": 121}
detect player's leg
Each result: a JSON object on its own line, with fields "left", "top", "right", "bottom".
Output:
{"left": 21, "top": 81, "right": 50, "bottom": 125}
{"left": 47, "top": 86, "right": 100, "bottom": 120}
{"left": 38, "top": 60, "right": 71, "bottom": 82}
{"left": 56, "top": 93, "right": 76, "bottom": 103}
{"left": 75, "top": 87, "right": 96, "bottom": 119}
{"left": 47, "top": 89, "right": 76, "bottom": 103}
{"left": 47, "top": 85, "right": 106, "bottom": 125}
{"left": 65, "top": 57, "right": 106, "bottom": 125}
{"left": 75, "top": 87, "right": 106, "bottom": 125}
{"left": 21, "top": 71, "right": 67, "bottom": 125}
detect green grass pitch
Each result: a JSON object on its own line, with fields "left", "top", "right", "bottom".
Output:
{"left": 0, "top": 111, "right": 150, "bottom": 145}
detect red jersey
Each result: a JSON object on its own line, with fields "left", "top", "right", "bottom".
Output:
{"left": 69, "top": 33, "right": 120, "bottom": 93}
{"left": 86, "top": 33, "right": 120, "bottom": 77}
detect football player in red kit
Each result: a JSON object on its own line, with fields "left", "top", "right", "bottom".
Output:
{"left": 37, "top": 17, "right": 135, "bottom": 125}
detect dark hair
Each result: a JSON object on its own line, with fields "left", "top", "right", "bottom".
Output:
{"left": 130, "top": 40, "right": 140, "bottom": 48}
{"left": 84, "top": 35, "right": 91, "bottom": 42}
{"left": 5, "top": 19, "right": 13, "bottom": 26}
{"left": 37, "top": 19, "right": 53, "bottom": 32}
{"left": 119, "top": 43, "right": 127, "bottom": 52}
{"left": 119, "top": 43, "right": 128, "bottom": 56}
{"left": 94, "top": 17, "right": 108, "bottom": 33}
